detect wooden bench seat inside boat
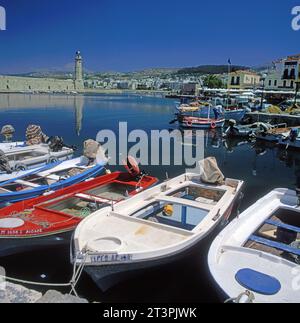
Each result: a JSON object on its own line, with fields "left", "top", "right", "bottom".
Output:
{"left": 246, "top": 211, "right": 300, "bottom": 263}
{"left": 249, "top": 235, "right": 300, "bottom": 256}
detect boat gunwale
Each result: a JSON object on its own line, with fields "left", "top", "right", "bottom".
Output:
{"left": 0, "top": 172, "right": 158, "bottom": 238}
{"left": 74, "top": 175, "right": 243, "bottom": 263}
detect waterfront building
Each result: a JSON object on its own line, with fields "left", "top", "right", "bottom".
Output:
{"left": 0, "top": 52, "right": 84, "bottom": 93}
{"left": 265, "top": 54, "right": 300, "bottom": 90}
{"left": 181, "top": 82, "right": 201, "bottom": 95}
{"left": 228, "top": 70, "right": 260, "bottom": 90}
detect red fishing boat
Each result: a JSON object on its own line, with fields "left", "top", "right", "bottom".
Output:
{"left": 0, "top": 166, "right": 158, "bottom": 257}
{"left": 179, "top": 115, "right": 225, "bottom": 129}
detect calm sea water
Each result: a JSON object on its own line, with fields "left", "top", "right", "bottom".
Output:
{"left": 0, "top": 93, "right": 298, "bottom": 302}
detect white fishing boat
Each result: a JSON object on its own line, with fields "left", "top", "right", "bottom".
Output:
{"left": 0, "top": 141, "right": 74, "bottom": 173}
{"left": 208, "top": 189, "right": 300, "bottom": 303}
{"left": 72, "top": 158, "right": 244, "bottom": 291}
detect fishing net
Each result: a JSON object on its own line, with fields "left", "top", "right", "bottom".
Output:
{"left": 266, "top": 105, "right": 282, "bottom": 114}
{"left": 26, "top": 125, "right": 49, "bottom": 146}
{"left": 0, "top": 125, "right": 15, "bottom": 136}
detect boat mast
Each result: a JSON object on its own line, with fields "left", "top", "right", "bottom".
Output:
{"left": 227, "top": 59, "right": 231, "bottom": 110}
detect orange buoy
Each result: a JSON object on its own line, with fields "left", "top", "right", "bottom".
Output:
{"left": 211, "top": 122, "right": 217, "bottom": 129}
{"left": 185, "top": 118, "right": 193, "bottom": 127}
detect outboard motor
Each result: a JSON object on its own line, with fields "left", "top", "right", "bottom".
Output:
{"left": 0, "top": 150, "right": 12, "bottom": 174}
{"left": 47, "top": 136, "right": 65, "bottom": 152}
{"left": 1, "top": 125, "right": 15, "bottom": 142}
{"left": 123, "top": 156, "right": 142, "bottom": 178}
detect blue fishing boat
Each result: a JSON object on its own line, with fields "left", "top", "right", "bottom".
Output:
{"left": 0, "top": 139, "right": 109, "bottom": 204}
{"left": 0, "top": 157, "right": 107, "bottom": 204}
{"left": 176, "top": 105, "right": 246, "bottom": 122}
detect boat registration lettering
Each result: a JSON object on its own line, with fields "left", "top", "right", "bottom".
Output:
{"left": 90, "top": 254, "right": 132, "bottom": 263}
{"left": 0, "top": 228, "right": 43, "bottom": 235}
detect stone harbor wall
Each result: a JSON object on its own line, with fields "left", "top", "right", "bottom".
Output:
{"left": 246, "top": 111, "right": 300, "bottom": 127}
{"left": 0, "top": 282, "right": 88, "bottom": 303}
{"left": 0, "top": 51, "right": 84, "bottom": 93}
{"left": 0, "top": 75, "right": 77, "bottom": 93}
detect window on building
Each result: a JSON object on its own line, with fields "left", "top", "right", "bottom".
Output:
{"left": 236, "top": 76, "right": 240, "bottom": 85}
{"left": 274, "top": 80, "right": 277, "bottom": 86}
{"left": 6, "top": 85, "right": 9, "bottom": 90}
{"left": 48, "top": 86, "right": 51, "bottom": 90}
{"left": 291, "top": 81, "right": 294, "bottom": 88}
{"left": 290, "top": 69, "right": 296, "bottom": 79}
{"left": 269, "top": 80, "right": 272, "bottom": 86}
{"left": 283, "top": 80, "right": 287, "bottom": 88}
{"left": 29, "top": 86, "right": 31, "bottom": 90}
{"left": 283, "top": 69, "right": 289, "bottom": 79}
{"left": 231, "top": 76, "right": 235, "bottom": 85}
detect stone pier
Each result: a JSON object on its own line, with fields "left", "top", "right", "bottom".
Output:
{"left": 0, "top": 282, "right": 88, "bottom": 303}
{"left": 246, "top": 112, "right": 300, "bottom": 127}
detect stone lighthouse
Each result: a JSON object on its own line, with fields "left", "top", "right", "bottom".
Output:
{"left": 74, "top": 51, "right": 84, "bottom": 91}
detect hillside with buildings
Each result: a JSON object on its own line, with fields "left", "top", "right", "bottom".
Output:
{"left": 1, "top": 53, "right": 300, "bottom": 96}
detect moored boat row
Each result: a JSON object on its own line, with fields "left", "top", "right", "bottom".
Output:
{"left": 0, "top": 119, "right": 299, "bottom": 303}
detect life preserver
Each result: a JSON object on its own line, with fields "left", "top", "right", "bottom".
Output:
{"left": 211, "top": 122, "right": 217, "bottom": 129}
{"left": 185, "top": 119, "right": 193, "bottom": 127}
{"left": 123, "top": 156, "right": 140, "bottom": 177}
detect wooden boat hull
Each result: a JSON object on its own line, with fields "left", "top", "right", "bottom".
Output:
{"left": 77, "top": 202, "right": 237, "bottom": 292}
{"left": 278, "top": 138, "right": 300, "bottom": 149}
{"left": 0, "top": 161, "right": 105, "bottom": 204}
{"left": 224, "top": 109, "right": 246, "bottom": 122}
{"left": 176, "top": 107, "right": 245, "bottom": 122}
{"left": 72, "top": 171, "right": 244, "bottom": 292}
{"left": 0, "top": 142, "right": 74, "bottom": 173}
{"left": 0, "top": 231, "right": 73, "bottom": 258}
{"left": 0, "top": 172, "right": 158, "bottom": 256}
{"left": 208, "top": 189, "right": 300, "bottom": 303}
{"left": 179, "top": 116, "right": 225, "bottom": 129}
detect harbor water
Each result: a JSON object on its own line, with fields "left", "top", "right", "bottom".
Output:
{"left": 0, "top": 93, "right": 298, "bottom": 302}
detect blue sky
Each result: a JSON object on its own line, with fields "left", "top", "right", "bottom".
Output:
{"left": 0, "top": 0, "right": 299, "bottom": 73}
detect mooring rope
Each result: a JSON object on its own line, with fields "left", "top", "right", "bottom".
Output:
{"left": 0, "top": 251, "right": 89, "bottom": 297}
{"left": 224, "top": 290, "right": 255, "bottom": 304}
